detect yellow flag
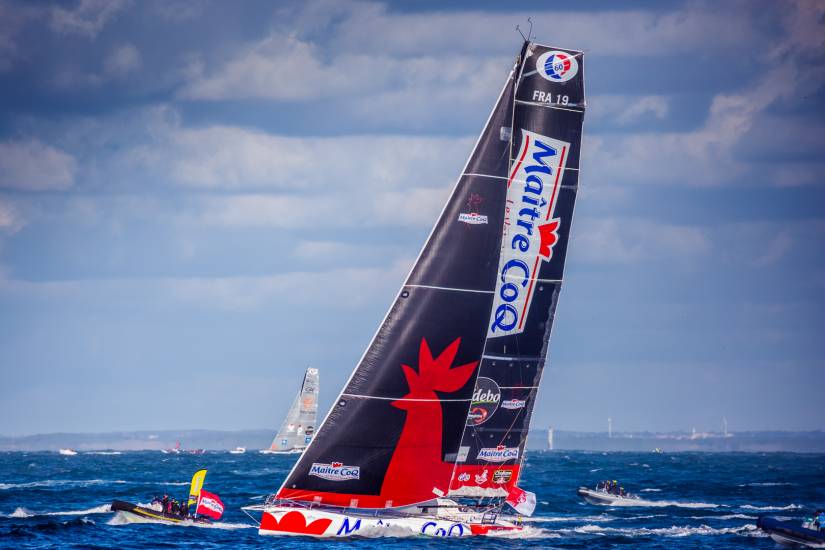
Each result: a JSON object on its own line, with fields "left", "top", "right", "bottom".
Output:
{"left": 188, "top": 469, "right": 207, "bottom": 506}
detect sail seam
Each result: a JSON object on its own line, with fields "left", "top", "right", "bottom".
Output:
{"left": 404, "top": 284, "right": 493, "bottom": 294}
{"left": 515, "top": 99, "right": 585, "bottom": 113}
{"left": 464, "top": 171, "right": 579, "bottom": 182}
{"left": 482, "top": 354, "right": 544, "bottom": 361}
{"left": 341, "top": 393, "right": 471, "bottom": 402}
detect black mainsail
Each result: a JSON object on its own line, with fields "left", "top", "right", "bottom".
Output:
{"left": 275, "top": 42, "right": 585, "bottom": 510}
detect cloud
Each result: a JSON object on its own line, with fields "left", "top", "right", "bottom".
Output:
{"left": 584, "top": 0, "right": 825, "bottom": 188}
{"left": 0, "top": 256, "right": 412, "bottom": 312}
{"left": 573, "top": 217, "right": 710, "bottom": 264}
{"left": 178, "top": 32, "right": 507, "bottom": 105}
{"left": 49, "top": 0, "right": 130, "bottom": 39}
{"left": 317, "top": 2, "right": 757, "bottom": 57}
{"left": 0, "top": 199, "right": 23, "bottom": 233}
{"left": 191, "top": 188, "right": 446, "bottom": 229}
{"left": 124, "top": 116, "right": 471, "bottom": 192}
{"left": 0, "top": 139, "right": 76, "bottom": 191}
{"left": 104, "top": 43, "right": 141, "bottom": 78}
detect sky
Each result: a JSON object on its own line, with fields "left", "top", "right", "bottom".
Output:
{"left": 0, "top": 0, "right": 823, "bottom": 436}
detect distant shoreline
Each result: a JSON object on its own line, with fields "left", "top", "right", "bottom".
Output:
{"left": 2, "top": 429, "right": 824, "bottom": 453}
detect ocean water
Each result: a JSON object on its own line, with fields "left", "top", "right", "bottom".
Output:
{"left": 1, "top": 450, "right": 823, "bottom": 548}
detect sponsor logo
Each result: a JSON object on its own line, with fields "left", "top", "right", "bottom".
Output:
{"left": 457, "top": 472, "right": 470, "bottom": 482}
{"left": 337, "top": 518, "right": 361, "bottom": 536}
{"left": 536, "top": 50, "right": 579, "bottom": 82}
{"left": 501, "top": 399, "right": 526, "bottom": 410}
{"left": 474, "top": 469, "right": 489, "bottom": 484}
{"left": 458, "top": 212, "right": 488, "bottom": 224}
{"left": 422, "top": 521, "right": 465, "bottom": 537}
{"left": 488, "top": 130, "right": 571, "bottom": 338}
{"left": 466, "top": 377, "right": 501, "bottom": 426}
{"left": 493, "top": 469, "right": 513, "bottom": 484}
{"left": 478, "top": 445, "right": 520, "bottom": 463}
{"left": 458, "top": 193, "right": 488, "bottom": 225}
{"left": 309, "top": 461, "right": 360, "bottom": 481}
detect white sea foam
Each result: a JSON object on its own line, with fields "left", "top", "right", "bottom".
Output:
{"left": 739, "top": 504, "right": 802, "bottom": 511}
{"left": 566, "top": 523, "right": 761, "bottom": 538}
{"left": 641, "top": 488, "right": 662, "bottom": 492}
{"left": 690, "top": 514, "right": 756, "bottom": 520}
{"left": 106, "top": 510, "right": 254, "bottom": 530}
{"left": 738, "top": 482, "right": 796, "bottom": 487}
{"left": 605, "top": 498, "right": 720, "bottom": 509}
{"left": 0, "top": 479, "right": 125, "bottom": 490}
{"left": 589, "top": 468, "right": 602, "bottom": 473}
{"left": 488, "top": 525, "right": 559, "bottom": 539}
{"left": 0, "top": 479, "right": 187, "bottom": 490}
{"left": 4, "top": 504, "right": 111, "bottom": 518}
{"left": 523, "top": 514, "right": 615, "bottom": 523}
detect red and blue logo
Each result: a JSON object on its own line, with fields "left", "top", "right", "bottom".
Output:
{"left": 536, "top": 50, "right": 578, "bottom": 83}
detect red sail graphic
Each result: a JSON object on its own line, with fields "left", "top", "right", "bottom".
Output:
{"left": 382, "top": 338, "right": 477, "bottom": 503}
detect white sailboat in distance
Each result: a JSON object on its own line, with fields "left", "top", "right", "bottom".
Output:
{"left": 260, "top": 368, "right": 319, "bottom": 454}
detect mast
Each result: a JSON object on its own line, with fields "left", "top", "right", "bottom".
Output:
{"left": 448, "top": 42, "right": 586, "bottom": 499}
{"left": 274, "top": 49, "right": 523, "bottom": 510}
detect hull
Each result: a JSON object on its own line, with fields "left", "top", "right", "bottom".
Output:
{"left": 577, "top": 487, "right": 639, "bottom": 506}
{"left": 110, "top": 500, "right": 209, "bottom": 525}
{"left": 259, "top": 448, "right": 303, "bottom": 455}
{"left": 758, "top": 517, "right": 825, "bottom": 548}
{"left": 253, "top": 504, "right": 521, "bottom": 538}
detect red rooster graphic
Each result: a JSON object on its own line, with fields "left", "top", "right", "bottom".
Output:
{"left": 380, "top": 337, "right": 477, "bottom": 504}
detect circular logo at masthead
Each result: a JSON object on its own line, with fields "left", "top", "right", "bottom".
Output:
{"left": 536, "top": 50, "right": 579, "bottom": 83}
{"left": 466, "top": 377, "right": 501, "bottom": 426}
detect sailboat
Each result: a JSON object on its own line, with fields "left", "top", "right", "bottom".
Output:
{"left": 244, "top": 40, "right": 585, "bottom": 538}
{"left": 260, "top": 367, "right": 320, "bottom": 454}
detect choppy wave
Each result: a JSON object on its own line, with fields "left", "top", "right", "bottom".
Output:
{"left": 690, "top": 514, "right": 756, "bottom": 520}
{"left": 4, "top": 504, "right": 111, "bottom": 518}
{"left": 566, "top": 523, "right": 762, "bottom": 538}
{"left": 0, "top": 479, "right": 187, "bottom": 490}
{"left": 739, "top": 504, "right": 802, "bottom": 511}
{"left": 106, "top": 511, "right": 254, "bottom": 530}
{"left": 83, "top": 451, "right": 123, "bottom": 455}
{"left": 606, "top": 498, "right": 720, "bottom": 509}
{"left": 738, "top": 482, "right": 796, "bottom": 487}
{"left": 488, "top": 525, "right": 559, "bottom": 539}
{"left": 641, "top": 488, "right": 662, "bottom": 492}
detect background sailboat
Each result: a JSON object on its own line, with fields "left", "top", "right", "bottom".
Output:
{"left": 260, "top": 367, "right": 319, "bottom": 454}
